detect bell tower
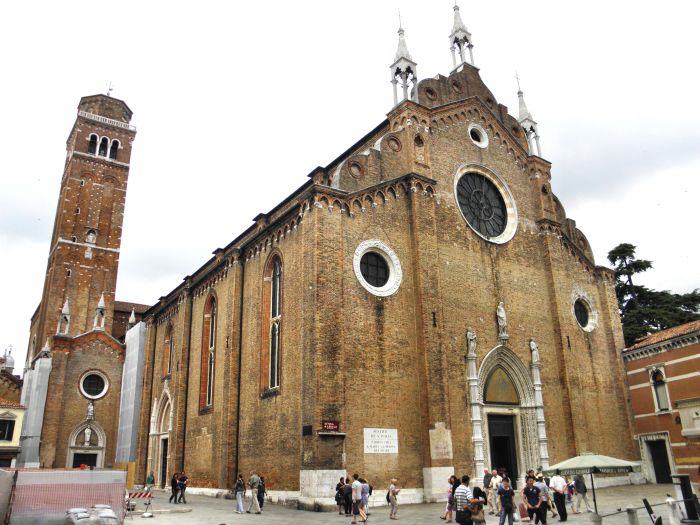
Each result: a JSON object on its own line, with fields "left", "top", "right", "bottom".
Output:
{"left": 27, "top": 94, "right": 136, "bottom": 366}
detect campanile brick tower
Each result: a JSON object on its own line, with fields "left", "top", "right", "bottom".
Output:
{"left": 27, "top": 95, "right": 136, "bottom": 363}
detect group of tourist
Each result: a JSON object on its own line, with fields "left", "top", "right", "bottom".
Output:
{"left": 233, "top": 470, "right": 267, "bottom": 514}
{"left": 334, "top": 473, "right": 395, "bottom": 521}
{"left": 166, "top": 471, "right": 189, "bottom": 504}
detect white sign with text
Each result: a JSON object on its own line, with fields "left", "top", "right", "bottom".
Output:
{"left": 363, "top": 428, "right": 399, "bottom": 454}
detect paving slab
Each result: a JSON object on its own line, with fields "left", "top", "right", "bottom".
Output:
{"left": 128, "top": 484, "right": 681, "bottom": 525}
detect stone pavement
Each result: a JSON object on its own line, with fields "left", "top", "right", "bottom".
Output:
{"left": 132, "top": 484, "right": 679, "bottom": 525}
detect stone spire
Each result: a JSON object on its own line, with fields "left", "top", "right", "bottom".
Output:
{"left": 449, "top": 3, "right": 474, "bottom": 68}
{"left": 57, "top": 299, "right": 71, "bottom": 335}
{"left": 516, "top": 77, "right": 541, "bottom": 157}
{"left": 127, "top": 308, "right": 136, "bottom": 330}
{"left": 93, "top": 293, "right": 106, "bottom": 330}
{"left": 2, "top": 347, "right": 14, "bottom": 372}
{"left": 390, "top": 21, "right": 418, "bottom": 106}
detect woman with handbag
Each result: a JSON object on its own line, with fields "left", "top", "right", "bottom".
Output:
{"left": 441, "top": 475, "right": 459, "bottom": 523}
{"left": 335, "top": 477, "right": 345, "bottom": 515}
{"left": 471, "top": 486, "right": 487, "bottom": 525}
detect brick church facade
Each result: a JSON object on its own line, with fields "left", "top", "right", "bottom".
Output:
{"left": 20, "top": 5, "right": 637, "bottom": 505}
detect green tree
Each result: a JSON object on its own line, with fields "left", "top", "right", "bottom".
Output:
{"left": 608, "top": 243, "right": 700, "bottom": 346}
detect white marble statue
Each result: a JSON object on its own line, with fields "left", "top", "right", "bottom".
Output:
{"left": 84, "top": 426, "right": 92, "bottom": 446}
{"left": 529, "top": 338, "right": 540, "bottom": 364}
{"left": 467, "top": 328, "right": 477, "bottom": 357}
{"left": 86, "top": 401, "right": 95, "bottom": 421}
{"left": 497, "top": 302, "right": 508, "bottom": 338}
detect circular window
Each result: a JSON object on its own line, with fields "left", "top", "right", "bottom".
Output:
{"left": 425, "top": 87, "right": 437, "bottom": 101}
{"left": 571, "top": 294, "right": 597, "bottom": 332}
{"left": 387, "top": 136, "right": 402, "bottom": 152}
{"left": 360, "top": 252, "right": 389, "bottom": 287}
{"left": 574, "top": 299, "right": 590, "bottom": 328}
{"left": 353, "top": 240, "right": 403, "bottom": 297}
{"left": 454, "top": 166, "right": 517, "bottom": 244}
{"left": 80, "top": 371, "right": 108, "bottom": 399}
{"left": 468, "top": 123, "right": 489, "bottom": 148}
{"left": 348, "top": 162, "right": 364, "bottom": 179}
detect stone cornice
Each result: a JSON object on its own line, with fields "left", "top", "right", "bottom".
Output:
{"left": 621, "top": 330, "right": 700, "bottom": 362}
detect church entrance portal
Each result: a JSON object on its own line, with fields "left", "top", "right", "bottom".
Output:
{"left": 488, "top": 414, "right": 519, "bottom": 487}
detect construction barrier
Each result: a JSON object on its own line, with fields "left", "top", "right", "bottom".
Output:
{"left": 9, "top": 469, "right": 126, "bottom": 525}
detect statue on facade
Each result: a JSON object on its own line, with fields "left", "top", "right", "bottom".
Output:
{"left": 84, "top": 426, "right": 92, "bottom": 446}
{"left": 529, "top": 338, "right": 540, "bottom": 365}
{"left": 467, "top": 328, "right": 477, "bottom": 357}
{"left": 86, "top": 401, "right": 95, "bottom": 421}
{"left": 496, "top": 302, "right": 508, "bottom": 339}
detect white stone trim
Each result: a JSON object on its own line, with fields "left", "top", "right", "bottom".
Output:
{"left": 468, "top": 122, "right": 489, "bottom": 149}
{"left": 79, "top": 370, "right": 109, "bottom": 400}
{"left": 453, "top": 164, "right": 518, "bottom": 245}
{"left": 622, "top": 330, "right": 700, "bottom": 362}
{"left": 627, "top": 354, "right": 700, "bottom": 375}
{"left": 637, "top": 432, "right": 676, "bottom": 483}
{"left": 570, "top": 289, "right": 598, "bottom": 332}
{"left": 353, "top": 240, "right": 403, "bottom": 297}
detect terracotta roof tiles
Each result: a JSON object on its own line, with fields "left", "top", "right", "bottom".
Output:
{"left": 627, "top": 319, "right": 700, "bottom": 350}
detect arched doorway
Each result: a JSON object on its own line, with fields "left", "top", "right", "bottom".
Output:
{"left": 467, "top": 344, "right": 548, "bottom": 487}
{"left": 66, "top": 422, "right": 106, "bottom": 468}
{"left": 149, "top": 392, "right": 172, "bottom": 487}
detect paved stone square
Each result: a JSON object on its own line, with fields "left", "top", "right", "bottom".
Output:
{"left": 134, "top": 484, "right": 680, "bottom": 525}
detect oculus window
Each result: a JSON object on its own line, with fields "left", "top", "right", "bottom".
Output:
{"left": 80, "top": 371, "right": 108, "bottom": 399}
{"left": 353, "top": 240, "right": 402, "bottom": 297}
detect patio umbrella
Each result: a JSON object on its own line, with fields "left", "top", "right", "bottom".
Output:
{"left": 543, "top": 452, "right": 640, "bottom": 514}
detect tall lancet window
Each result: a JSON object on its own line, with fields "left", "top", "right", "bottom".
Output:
{"left": 163, "top": 324, "right": 174, "bottom": 377}
{"left": 262, "top": 255, "right": 282, "bottom": 392}
{"left": 200, "top": 295, "right": 217, "bottom": 410}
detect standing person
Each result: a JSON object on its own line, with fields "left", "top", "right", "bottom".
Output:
{"left": 247, "top": 470, "right": 262, "bottom": 514}
{"left": 522, "top": 476, "right": 544, "bottom": 524}
{"left": 471, "top": 485, "right": 488, "bottom": 525}
{"left": 483, "top": 470, "right": 494, "bottom": 516}
{"left": 489, "top": 469, "right": 503, "bottom": 515}
{"left": 534, "top": 475, "right": 551, "bottom": 524}
{"left": 336, "top": 477, "right": 345, "bottom": 515}
{"left": 548, "top": 473, "right": 567, "bottom": 522}
{"left": 234, "top": 473, "right": 246, "bottom": 514}
{"left": 497, "top": 478, "right": 516, "bottom": 525}
{"left": 388, "top": 478, "right": 400, "bottom": 520}
{"left": 453, "top": 475, "right": 474, "bottom": 525}
{"left": 350, "top": 473, "right": 362, "bottom": 524}
{"left": 441, "top": 475, "right": 458, "bottom": 522}
{"left": 168, "top": 472, "right": 179, "bottom": 504}
{"left": 257, "top": 476, "right": 267, "bottom": 511}
{"left": 343, "top": 477, "right": 353, "bottom": 516}
{"left": 145, "top": 470, "right": 155, "bottom": 492}
{"left": 572, "top": 475, "right": 591, "bottom": 513}
{"left": 177, "top": 472, "right": 189, "bottom": 504}
{"left": 360, "top": 478, "right": 370, "bottom": 521}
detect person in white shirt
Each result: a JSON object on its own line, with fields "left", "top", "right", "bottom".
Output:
{"left": 548, "top": 474, "right": 567, "bottom": 521}
{"left": 454, "top": 475, "right": 474, "bottom": 525}
{"left": 489, "top": 470, "right": 503, "bottom": 515}
{"left": 351, "top": 473, "right": 362, "bottom": 524}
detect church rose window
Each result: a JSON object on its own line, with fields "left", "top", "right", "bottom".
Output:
{"left": 80, "top": 371, "right": 108, "bottom": 399}
{"left": 360, "top": 252, "right": 389, "bottom": 288}
{"left": 456, "top": 172, "right": 507, "bottom": 238}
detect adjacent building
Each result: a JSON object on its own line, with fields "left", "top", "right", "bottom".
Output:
{"left": 622, "top": 320, "right": 700, "bottom": 489}
{"left": 0, "top": 397, "right": 25, "bottom": 467}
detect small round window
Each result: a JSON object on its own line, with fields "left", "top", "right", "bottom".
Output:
{"left": 468, "top": 123, "right": 489, "bottom": 149}
{"left": 353, "top": 240, "right": 402, "bottom": 297}
{"left": 80, "top": 371, "right": 108, "bottom": 399}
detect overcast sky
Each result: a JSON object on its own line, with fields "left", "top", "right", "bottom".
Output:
{"left": 1, "top": 0, "right": 698, "bottom": 372}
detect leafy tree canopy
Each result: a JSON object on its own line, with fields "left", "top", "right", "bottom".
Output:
{"left": 608, "top": 243, "right": 699, "bottom": 347}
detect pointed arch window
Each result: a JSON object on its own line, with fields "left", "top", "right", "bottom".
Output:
{"left": 262, "top": 255, "right": 282, "bottom": 393}
{"left": 88, "top": 134, "right": 98, "bottom": 154}
{"left": 109, "top": 139, "right": 119, "bottom": 160}
{"left": 163, "top": 324, "right": 174, "bottom": 378}
{"left": 200, "top": 296, "right": 216, "bottom": 410}
{"left": 98, "top": 137, "right": 109, "bottom": 157}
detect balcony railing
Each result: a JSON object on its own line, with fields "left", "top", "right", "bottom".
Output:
{"left": 78, "top": 111, "right": 136, "bottom": 131}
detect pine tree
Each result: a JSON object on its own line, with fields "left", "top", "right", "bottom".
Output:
{"left": 608, "top": 243, "right": 700, "bottom": 346}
